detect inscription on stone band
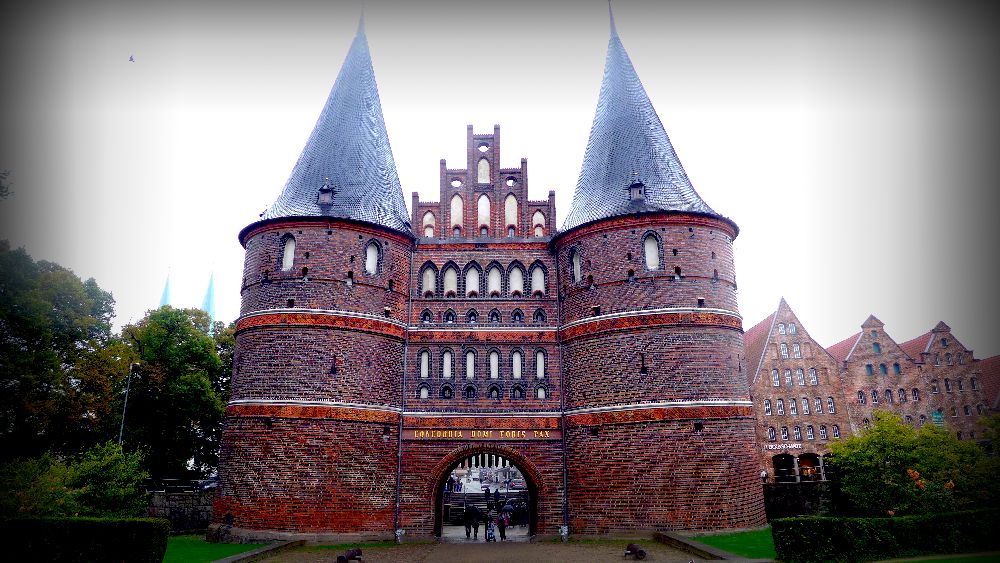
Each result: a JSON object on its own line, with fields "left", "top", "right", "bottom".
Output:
{"left": 404, "top": 428, "right": 560, "bottom": 441}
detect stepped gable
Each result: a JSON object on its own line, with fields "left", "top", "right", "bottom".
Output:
{"left": 742, "top": 311, "right": 776, "bottom": 385}
{"left": 827, "top": 331, "right": 862, "bottom": 363}
{"left": 263, "top": 17, "right": 410, "bottom": 233}
{"left": 561, "top": 6, "right": 727, "bottom": 233}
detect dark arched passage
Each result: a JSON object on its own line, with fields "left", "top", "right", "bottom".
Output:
{"left": 429, "top": 446, "right": 540, "bottom": 539}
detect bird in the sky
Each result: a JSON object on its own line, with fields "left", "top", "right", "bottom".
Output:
{"left": 129, "top": 55, "right": 135, "bottom": 62}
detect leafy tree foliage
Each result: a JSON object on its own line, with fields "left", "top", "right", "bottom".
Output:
{"left": 0, "top": 442, "right": 148, "bottom": 518}
{"left": 829, "top": 411, "right": 996, "bottom": 516}
{"left": 0, "top": 241, "right": 120, "bottom": 461}
{"left": 121, "top": 306, "right": 226, "bottom": 478}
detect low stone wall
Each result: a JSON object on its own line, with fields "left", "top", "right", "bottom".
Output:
{"left": 148, "top": 490, "right": 215, "bottom": 532}
{"left": 763, "top": 482, "right": 832, "bottom": 520}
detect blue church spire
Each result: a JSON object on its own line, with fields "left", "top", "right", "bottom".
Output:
{"left": 561, "top": 4, "right": 723, "bottom": 232}
{"left": 263, "top": 14, "right": 410, "bottom": 233}
{"left": 201, "top": 272, "right": 216, "bottom": 328}
{"left": 159, "top": 274, "right": 171, "bottom": 307}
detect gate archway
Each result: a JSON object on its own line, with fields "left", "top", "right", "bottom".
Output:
{"left": 429, "top": 445, "right": 542, "bottom": 538}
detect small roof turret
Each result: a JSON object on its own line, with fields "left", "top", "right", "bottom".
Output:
{"left": 262, "top": 17, "right": 410, "bottom": 233}
{"left": 561, "top": 5, "right": 727, "bottom": 233}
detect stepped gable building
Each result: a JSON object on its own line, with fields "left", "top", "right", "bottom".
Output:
{"left": 215, "top": 12, "right": 766, "bottom": 541}
{"left": 746, "top": 302, "right": 994, "bottom": 483}
{"left": 744, "top": 299, "right": 852, "bottom": 482}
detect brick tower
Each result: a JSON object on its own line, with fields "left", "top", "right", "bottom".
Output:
{"left": 553, "top": 13, "right": 766, "bottom": 531}
{"left": 215, "top": 20, "right": 412, "bottom": 537}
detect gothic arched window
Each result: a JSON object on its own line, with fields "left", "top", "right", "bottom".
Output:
{"left": 280, "top": 234, "right": 295, "bottom": 271}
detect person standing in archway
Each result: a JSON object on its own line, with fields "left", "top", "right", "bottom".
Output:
{"left": 463, "top": 503, "right": 482, "bottom": 540}
{"left": 483, "top": 485, "right": 491, "bottom": 511}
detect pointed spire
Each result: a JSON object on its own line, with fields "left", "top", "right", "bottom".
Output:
{"left": 561, "top": 8, "right": 727, "bottom": 233}
{"left": 159, "top": 275, "right": 171, "bottom": 307}
{"left": 262, "top": 15, "right": 410, "bottom": 233}
{"left": 608, "top": 0, "right": 617, "bottom": 37}
{"left": 201, "top": 272, "right": 216, "bottom": 329}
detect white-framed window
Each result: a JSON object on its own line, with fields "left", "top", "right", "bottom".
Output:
{"left": 780, "top": 343, "right": 788, "bottom": 358}
{"left": 450, "top": 194, "right": 464, "bottom": 230}
{"left": 806, "top": 425, "right": 815, "bottom": 440}
{"left": 819, "top": 425, "right": 828, "bottom": 440}
{"left": 827, "top": 397, "right": 836, "bottom": 414}
{"left": 421, "top": 266, "right": 437, "bottom": 297}
{"left": 442, "top": 350, "right": 453, "bottom": 379}
{"left": 780, "top": 427, "right": 789, "bottom": 441}
{"left": 489, "top": 350, "right": 499, "bottom": 379}
{"left": 465, "top": 350, "right": 476, "bottom": 379}
{"left": 814, "top": 397, "right": 823, "bottom": 413}
{"left": 776, "top": 399, "right": 785, "bottom": 415}
{"left": 857, "top": 390, "right": 866, "bottom": 404}
{"left": 778, "top": 323, "right": 786, "bottom": 335}
{"left": 365, "top": 240, "right": 380, "bottom": 275}
{"left": 771, "top": 369, "right": 780, "bottom": 387}
{"left": 789, "top": 398, "right": 798, "bottom": 415}
{"left": 832, "top": 425, "right": 841, "bottom": 438}
{"left": 764, "top": 399, "right": 772, "bottom": 416}
{"left": 793, "top": 343, "right": 801, "bottom": 358}
{"left": 465, "top": 268, "right": 480, "bottom": 297}
{"left": 530, "top": 265, "right": 545, "bottom": 296}
{"left": 793, "top": 426, "right": 802, "bottom": 440}
{"left": 808, "top": 368, "right": 818, "bottom": 385}
{"left": 643, "top": 233, "right": 660, "bottom": 270}
{"left": 871, "top": 390, "right": 879, "bottom": 404}
{"left": 788, "top": 323, "right": 797, "bottom": 334}
{"left": 420, "top": 350, "right": 430, "bottom": 378}
{"left": 801, "top": 397, "right": 810, "bottom": 415}
{"left": 784, "top": 369, "right": 793, "bottom": 386}
{"left": 280, "top": 234, "right": 295, "bottom": 271}
{"left": 512, "top": 350, "right": 522, "bottom": 379}
{"left": 768, "top": 427, "right": 777, "bottom": 441}
{"left": 796, "top": 369, "right": 805, "bottom": 386}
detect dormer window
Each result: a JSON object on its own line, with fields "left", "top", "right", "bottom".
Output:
{"left": 628, "top": 181, "right": 645, "bottom": 200}
{"left": 317, "top": 177, "right": 335, "bottom": 206}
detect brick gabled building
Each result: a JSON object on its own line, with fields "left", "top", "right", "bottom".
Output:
{"left": 215, "top": 12, "right": 765, "bottom": 541}
{"left": 744, "top": 299, "right": 852, "bottom": 482}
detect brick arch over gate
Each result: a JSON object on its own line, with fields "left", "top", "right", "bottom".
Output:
{"left": 427, "top": 444, "right": 546, "bottom": 537}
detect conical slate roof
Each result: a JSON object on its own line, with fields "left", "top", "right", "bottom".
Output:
{"left": 263, "top": 19, "right": 410, "bottom": 233}
{"left": 561, "top": 11, "right": 722, "bottom": 232}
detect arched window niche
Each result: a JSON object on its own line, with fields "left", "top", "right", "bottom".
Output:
{"left": 478, "top": 158, "right": 490, "bottom": 184}
{"left": 422, "top": 211, "right": 436, "bottom": 238}
{"left": 450, "top": 194, "right": 464, "bottom": 233}
{"left": 364, "top": 240, "right": 380, "bottom": 275}
{"left": 570, "top": 249, "right": 582, "bottom": 283}
{"left": 280, "top": 234, "right": 295, "bottom": 271}
{"left": 642, "top": 233, "right": 661, "bottom": 270}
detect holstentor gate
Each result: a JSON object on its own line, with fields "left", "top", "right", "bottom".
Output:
{"left": 214, "top": 11, "right": 765, "bottom": 541}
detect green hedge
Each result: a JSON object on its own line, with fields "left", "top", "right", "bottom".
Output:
{"left": 771, "top": 508, "right": 1000, "bottom": 563}
{"left": 0, "top": 517, "right": 170, "bottom": 562}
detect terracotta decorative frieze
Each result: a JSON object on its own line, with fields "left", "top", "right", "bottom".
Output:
{"left": 236, "top": 310, "right": 406, "bottom": 339}
{"left": 408, "top": 328, "right": 557, "bottom": 344}
{"left": 565, "top": 404, "right": 752, "bottom": 427}
{"left": 560, "top": 309, "right": 742, "bottom": 342}
{"left": 402, "top": 415, "right": 561, "bottom": 430}
{"left": 227, "top": 403, "right": 400, "bottom": 424}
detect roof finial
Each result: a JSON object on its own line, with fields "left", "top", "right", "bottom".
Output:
{"left": 608, "top": 0, "right": 618, "bottom": 37}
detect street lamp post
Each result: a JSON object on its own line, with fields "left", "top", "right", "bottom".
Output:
{"left": 118, "top": 362, "right": 138, "bottom": 445}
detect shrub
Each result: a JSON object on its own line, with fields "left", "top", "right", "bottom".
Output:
{"left": 0, "top": 442, "right": 147, "bottom": 518}
{"left": 771, "top": 508, "right": 1000, "bottom": 562}
{"left": 0, "top": 517, "right": 170, "bottom": 563}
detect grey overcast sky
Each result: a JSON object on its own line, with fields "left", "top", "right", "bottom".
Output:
{"left": 1, "top": 0, "right": 998, "bottom": 356}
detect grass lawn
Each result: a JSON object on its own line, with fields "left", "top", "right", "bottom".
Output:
{"left": 691, "top": 527, "right": 777, "bottom": 559}
{"left": 163, "top": 534, "right": 267, "bottom": 563}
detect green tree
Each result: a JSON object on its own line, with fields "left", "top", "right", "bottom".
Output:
{"left": 0, "top": 442, "right": 148, "bottom": 518}
{"left": 830, "top": 410, "right": 991, "bottom": 516}
{"left": 0, "top": 241, "right": 120, "bottom": 461}
{"left": 121, "top": 306, "right": 226, "bottom": 478}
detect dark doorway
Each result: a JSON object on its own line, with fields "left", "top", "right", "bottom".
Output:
{"left": 433, "top": 451, "right": 537, "bottom": 540}
{"left": 772, "top": 454, "right": 797, "bottom": 483}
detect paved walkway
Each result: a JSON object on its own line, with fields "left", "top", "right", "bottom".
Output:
{"left": 264, "top": 538, "right": 711, "bottom": 562}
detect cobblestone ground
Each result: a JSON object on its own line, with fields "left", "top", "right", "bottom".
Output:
{"left": 264, "top": 539, "right": 712, "bottom": 563}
